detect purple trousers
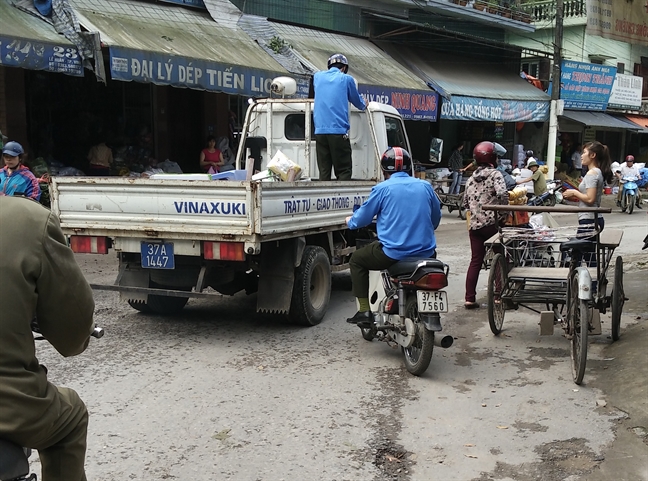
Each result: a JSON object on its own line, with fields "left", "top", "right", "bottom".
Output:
{"left": 465, "top": 223, "right": 499, "bottom": 303}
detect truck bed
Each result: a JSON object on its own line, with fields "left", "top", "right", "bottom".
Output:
{"left": 51, "top": 177, "right": 375, "bottom": 241}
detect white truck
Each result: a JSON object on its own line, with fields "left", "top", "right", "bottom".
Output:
{"left": 51, "top": 94, "right": 413, "bottom": 326}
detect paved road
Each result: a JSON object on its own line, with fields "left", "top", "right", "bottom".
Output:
{"left": 30, "top": 206, "right": 647, "bottom": 480}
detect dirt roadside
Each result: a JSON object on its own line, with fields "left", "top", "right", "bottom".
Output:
{"left": 587, "top": 267, "right": 648, "bottom": 481}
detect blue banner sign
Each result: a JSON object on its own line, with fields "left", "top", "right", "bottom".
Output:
{"left": 0, "top": 35, "right": 83, "bottom": 76}
{"left": 358, "top": 86, "right": 439, "bottom": 121}
{"left": 560, "top": 61, "right": 617, "bottom": 111}
{"left": 158, "top": 0, "right": 205, "bottom": 7}
{"left": 440, "top": 95, "right": 549, "bottom": 122}
{"left": 109, "top": 47, "right": 310, "bottom": 97}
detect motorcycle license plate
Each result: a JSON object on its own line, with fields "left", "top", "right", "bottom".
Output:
{"left": 417, "top": 291, "right": 448, "bottom": 313}
{"left": 141, "top": 242, "right": 175, "bottom": 269}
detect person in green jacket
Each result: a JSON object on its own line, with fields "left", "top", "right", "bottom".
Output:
{"left": 0, "top": 196, "right": 95, "bottom": 481}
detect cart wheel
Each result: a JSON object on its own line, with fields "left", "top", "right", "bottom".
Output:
{"left": 611, "top": 256, "right": 624, "bottom": 342}
{"left": 458, "top": 207, "right": 467, "bottom": 220}
{"left": 568, "top": 270, "right": 589, "bottom": 385}
{"left": 488, "top": 253, "right": 507, "bottom": 335}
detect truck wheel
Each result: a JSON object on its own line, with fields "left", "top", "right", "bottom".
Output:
{"left": 289, "top": 246, "right": 331, "bottom": 326}
{"left": 147, "top": 294, "right": 189, "bottom": 314}
{"left": 128, "top": 299, "right": 151, "bottom": 313}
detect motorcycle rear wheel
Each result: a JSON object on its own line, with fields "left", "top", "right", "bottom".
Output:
{"left": 401, "top": 296, "right": 434, "bottom": 376}
{"left": 626, "top": 192, "right": 634, "bottom": 214}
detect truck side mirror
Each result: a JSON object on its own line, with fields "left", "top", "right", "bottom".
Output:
{"left": 429, "top": 138, "right": 443, "bottom": 163}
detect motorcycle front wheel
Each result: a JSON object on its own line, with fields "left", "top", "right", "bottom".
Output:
{"left": 401, "top": 296, "right": 434, "bottom": 376}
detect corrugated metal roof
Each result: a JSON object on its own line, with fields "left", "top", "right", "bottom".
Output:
{"left": 268, "top": 22, "right": 430, "bottom": 91}
{"left": 561, "top": 111, "right": 640, "bottom": 130}
{"left": 69, "top": 0, "right": 288, "bottom": 73}
{"left": 238, "top": 15, "right": 312, "bottom": 76}
{"left": 378, "top": 42, "right": 549, "bottom": 102}
{"left": 0, "top": 0, "right": 74, "bottom": 44}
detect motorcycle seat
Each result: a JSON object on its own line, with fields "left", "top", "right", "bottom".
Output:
{"left": 0, "top": 439, "right": 30, "bottom": 480}
{"left": 388, "top": 257, "right": 445, "bottom": 277}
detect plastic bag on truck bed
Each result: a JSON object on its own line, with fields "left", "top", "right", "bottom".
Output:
{"left": 268, "top": 150, "right": 302, "bottom": 181}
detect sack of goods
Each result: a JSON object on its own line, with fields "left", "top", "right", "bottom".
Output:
{"left": 268, "top": 150, "right": 303, "bottom": 181}
{"left": 508, "top": 186, "right": 528, "bottom": 205}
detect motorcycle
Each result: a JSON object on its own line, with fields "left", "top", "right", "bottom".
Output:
{"left": 0, "top": 326, "right": 103, "bottom": 481}
{"left": 619, "top": 175, "right": 640, "bottom": 214}
{"left": 527, "top": 179, "right": 563, "bottom": 207}
{"left": 358, "top": 257, "right": 453, "bottom": 376}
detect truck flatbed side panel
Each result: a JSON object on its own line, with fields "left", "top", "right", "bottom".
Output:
{"left": 52, "top": 177, "right": 254, "bottom": 238}
{"left": 257, "top": 181, "right": 376, "bottom": 235}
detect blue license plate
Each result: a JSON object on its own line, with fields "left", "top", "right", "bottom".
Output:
{"left": 141, "top": 242, "right": 175, "bottom": 269}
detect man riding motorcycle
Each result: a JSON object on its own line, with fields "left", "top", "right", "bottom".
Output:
{"left": 344, "top": 147, "right": 442, "bottom": 325}
{"left": 616, "top": 154, "right": 642, "bottom": 209}
{"left": 0, "top": 196, "right": 95, "bottom": 481}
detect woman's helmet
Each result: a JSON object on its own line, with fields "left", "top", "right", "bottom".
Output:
{"left": 473, "top": 141, "right": 498, "bottom": 165}
{"left": 625, "top": 155, "right": 635, "bottom": 162}
{"left": 2, "top": 141, "right": 24, "bottom": 157}
{"left": 381, "top": 146, "right": 412, "bottom": 173}
{"left": 525, "top": 150, "right": 534, "bottom": 157}
{"left": 327, "top": 53, "right": 349, "bottom": 70}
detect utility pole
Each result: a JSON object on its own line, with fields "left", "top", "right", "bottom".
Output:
{"left": 546, "top": 0, "right": 564, "bottom": 180}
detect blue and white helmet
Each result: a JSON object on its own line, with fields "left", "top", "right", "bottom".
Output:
{"left": 2, "top": 141, "right": 24, "bottom": 157}
{"left": 327, "top": 53, "right": 349, "bottom": 70}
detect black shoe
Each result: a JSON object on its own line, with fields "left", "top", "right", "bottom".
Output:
{"left": 637, "top": 203, "right": 643, "bottom": 209}
{"left": 616, "top": 200, "right": 621, "bottom": 207}
{"left": 346, "top": 311, "right": 374, "bottom": 324}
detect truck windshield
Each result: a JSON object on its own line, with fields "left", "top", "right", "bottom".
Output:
{"left": 385, "top": 116, "right": 407, "bottom": 149}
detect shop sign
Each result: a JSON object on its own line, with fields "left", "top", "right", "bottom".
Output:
{"left": 608, "top": 73, "right": 643, "bottom": 110}
{"left": 358, "top": 86, "right": 438, "bottom": 121}
{"left": 109, "top": 47, "right": 309, "bottom": 97}
{"left": 0, "top": 35, "right": 83, "bottom": 77}
{"left": 586, "top": 0, "right": 648, "bottom": 47}
{"left": 158, "top": 0, "right": 206, "bottom": 8}
{"left": 560, "top": 61, "right": 616, "bottom": 111}
{"left": 439, "top": 95, "right": 549, "bottom": 122}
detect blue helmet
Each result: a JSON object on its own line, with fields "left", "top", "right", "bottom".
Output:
{"left": 2, "top": 141, "right": 24, "bottom": 157}
{"left": 327, "top": 53, "right": 349, "bottom": 70}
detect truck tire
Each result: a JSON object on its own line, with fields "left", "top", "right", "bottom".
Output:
{"left": 127, "top": 283, "right": 189, "bottom": 315}
{"left": 147, "top": 294, "right": 189, "bottom": 314}
{"left": 128, "top": 299, "right": 151, "bottom": 313}
{"left": 289, "top": 246, "right": 331, "bottom": 326}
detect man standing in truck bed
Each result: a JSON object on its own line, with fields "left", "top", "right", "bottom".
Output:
{"left": 313, "top": 53, "right": 367, "bottom": 181}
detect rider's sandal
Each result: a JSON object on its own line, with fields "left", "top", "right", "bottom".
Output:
{"left": 464, "top": 301, "right": 480, "bottom": 309}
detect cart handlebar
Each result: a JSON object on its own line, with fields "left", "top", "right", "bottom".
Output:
{"left": 482, "top": 204, "right": 611, "bottom": 214}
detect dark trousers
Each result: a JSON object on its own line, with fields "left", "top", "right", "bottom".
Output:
{"left": 350, "top": 241, "right": 397, "bottom": 299}
{"left": 6, "top": 386, "right": 88, "bottom": 481}
{"left": 466, "top": 224, "right": 499, "bottom": 303}
{"left": 577, "top": 217, "right": 604, "bottom": 267}
{"left": 316, "top": 134, "right": 352, "bottom": 180}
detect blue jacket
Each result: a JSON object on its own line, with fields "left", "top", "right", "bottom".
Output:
{"left": 0, "top": 165, "right": 41, "bottom": 201}
{"left": 348, "top": 172, "right": 441, "bottom": 260}
{"left": 313, "top": 67, "right": 366, "bottom": 135}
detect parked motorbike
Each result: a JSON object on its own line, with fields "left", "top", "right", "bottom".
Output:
{"left": 619, "top": 175, "right": 640, "bottom": 214}
{"left": 0, "top": 326, "right": 103, "bottom": 481}
{"left": 527, "top": 179, "right": 563, "bottom": 207}
{"left": 358, "top": 257, "right": 453, "bottom": 376}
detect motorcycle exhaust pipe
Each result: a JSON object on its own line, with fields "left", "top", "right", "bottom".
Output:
{"left": 434, "top": 334, "right": 454, "bottom": 349}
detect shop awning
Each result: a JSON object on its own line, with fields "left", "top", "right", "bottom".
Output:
{"left": 560, "top": 111, "right": 641, "bottom": 131}
{"left": 377, "top": 42, "right": 550, "bottom": 122}
{"left": 0, "top": 1, "right": 83, "bottom": 76}
{"left": 69, "top": 0, "right": 292, "bottom": 96}
{"left": 623, "top": 114, "right": 648, "bottom": 133}
{"left": 264, "top": 22, "right": 439, "bottom": 121}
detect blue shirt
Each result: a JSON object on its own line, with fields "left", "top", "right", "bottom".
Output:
{"left": 0, "top": 165, "right": 41, "bottom": 201}
{"left": 348, "top": 172, "right": 441, "bottom": 260}
{"left": 313, "top": 67, "right": 366, "bottom": 135}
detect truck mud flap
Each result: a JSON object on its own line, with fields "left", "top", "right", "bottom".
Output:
{"left": 256, "top": 239, "right": 298, "bottom": 314}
